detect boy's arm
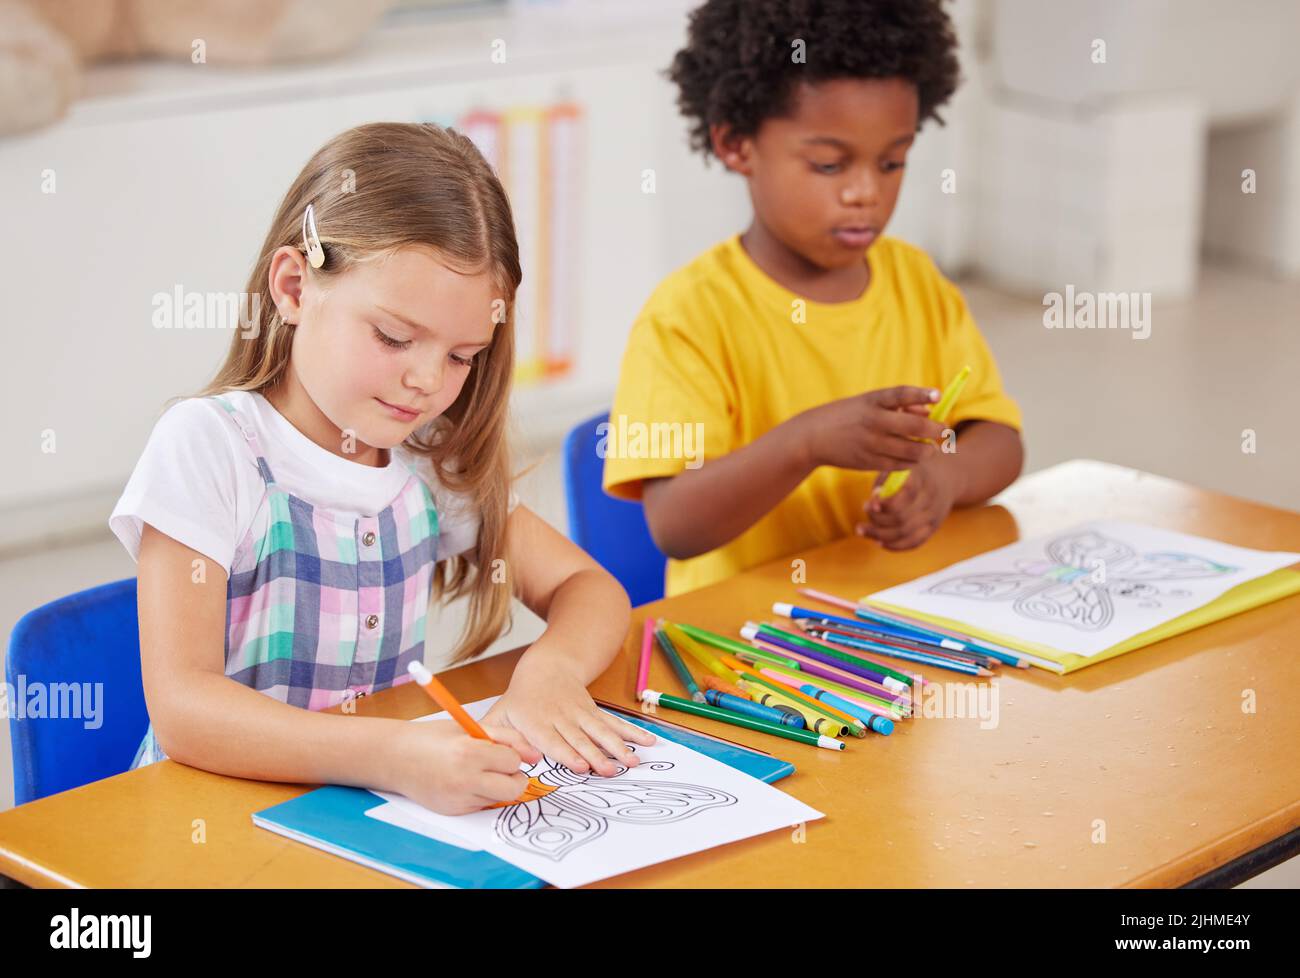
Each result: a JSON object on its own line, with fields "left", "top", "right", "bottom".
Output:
{"left": 641, "top": 386, "right": 945, "bottom": 559}
{"left": 641, "top": 415, "right": 816, "bottom": 560}
{"left": 941, "top": 419, "right": 1024, "bottom": 505}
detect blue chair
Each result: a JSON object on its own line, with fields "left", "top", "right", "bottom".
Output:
{"left": 6, "top": 577, "right": 148, "bottom": 805}
{"left": 563, "top": 412, "right": 667, "bottom": 607}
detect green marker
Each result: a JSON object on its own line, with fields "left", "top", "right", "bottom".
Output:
{"left": 640, "top": 689, "right": 845, "bottom": 751}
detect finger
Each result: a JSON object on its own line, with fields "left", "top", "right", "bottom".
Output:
{"left": 874, "top": 499, "right": 932, "bottom": 539}
{"left": 881, "top": 523, "right": 935, "bottom": 551}
{"left": 869, "top": 492, "right": 917, "bottom": 527}
{"left": 869, "top": 386, "right": 940, "bottom": 410}
{"left": 869, "top": 474, "right": 920, "bottom": 517}
{"left": 876, "top": 507, "right": 934, "bottom": 544}
{"left": 600, "top": 714, "right": 656, "bottom": 747}
{"left": 555, "top": 721, "right": 613, "bottom": 777}
{"left": 868, "top": 431, "right": 939, "bottom": 466}
{"left": 581, "top": 715, "right": 643, "bottom": 773}
{"left": 483, "top": 724, "right": 542, "bottom": 764}
{"left": 531, "top": 726, "right": 593, "bottom": 774}
{"left": 473, "top": 737, "right": 526, "bottom": 776}
{"left": 876, "top": 410, "right": 948, "bottom": 443}
{"left": 473, "top": 770, "right": 530, "bottom": 805}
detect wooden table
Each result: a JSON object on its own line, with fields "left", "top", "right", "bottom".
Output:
{"left": 2, "top": 460, "right": 1298, "bottom": 887}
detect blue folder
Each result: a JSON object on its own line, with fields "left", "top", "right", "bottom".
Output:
{"left": 252, "top": 711, "right": 796, "bottom": 888}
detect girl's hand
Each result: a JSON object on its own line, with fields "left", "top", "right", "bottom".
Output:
{"left": 481, "top": 651, "right": 657, "bottom": 777}
{"left": 387, "top": 718, "right": 541, "bottom": 816}
{"left": 858, "top": 454, "right": 962, "bottom": 550}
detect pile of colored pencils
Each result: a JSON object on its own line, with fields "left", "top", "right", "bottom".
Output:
{"left": 633, "top": 588, "right": 1020, "bottom": 752}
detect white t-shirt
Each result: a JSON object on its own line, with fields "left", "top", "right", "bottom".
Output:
{"left": 109, "top": 390, "right": 517, "bottom": 576}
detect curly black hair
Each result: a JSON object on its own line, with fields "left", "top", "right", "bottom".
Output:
{"left": 667, "top": 0, "right": 961, "bottom": 159}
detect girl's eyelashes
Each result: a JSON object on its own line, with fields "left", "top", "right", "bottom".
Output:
{"left": 373, "top": 324, "right": 478, "bottom": 366}
{"left": 372, "top": 324, "right": 412, "bottom": 350}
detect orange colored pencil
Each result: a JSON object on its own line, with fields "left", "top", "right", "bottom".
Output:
{"left": 407, "top": 661, "right": 492, "bottom": 741}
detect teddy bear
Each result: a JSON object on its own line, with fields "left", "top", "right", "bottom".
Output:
{"left": 0, "top": 0, "right": 396, "bottom": 138}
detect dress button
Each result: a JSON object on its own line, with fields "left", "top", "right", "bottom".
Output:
{"left": 365, "top": 614, "right": 379, "bottom": 629}
{"left": 362, "top": 531, "right": 376, "bottom": 546}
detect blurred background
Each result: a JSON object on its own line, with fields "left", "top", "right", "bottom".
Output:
{"left": 1, "top": 0, "right": 1297, "bottom": 884}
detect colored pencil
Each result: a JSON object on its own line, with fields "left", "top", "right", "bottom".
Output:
{"left": 407, "top": 661, "right": 491, "bottom": 740}
{"left": 743, "top": 647, "right": 908, "bottom": 708}
{"left": 704, "top": 689, "right": 805, "bottom": 728}
{"left": 801, "top": 621, "right": 988, "bottom": 669}
{"left": 743, "top": 624, "right": 911, "bottom": 691}
{"left": 635, "top": 616, "right": 656, "bottom": 698}
{"left": 753, "top": 664, "right": 907, "bottom": 721}
{"left": 640, "top": 689, "right": 844, "bottom": 751}
{"left": 755, "top": 621, "right": 916, "bottom": 684}
{"left": 797, "top": 586, "right": 1028, "bottom": 668}
{"left": 800, "top": 684, "right": 895, "bottom": 735}
{"left": 655, "top": 626, "right": 705, "bottom": 702}
{"left": 805, "top": 627, "right": 991, "bottom": 677}
{"left": 736, "top": 671, "right": 866, "bottom": 736}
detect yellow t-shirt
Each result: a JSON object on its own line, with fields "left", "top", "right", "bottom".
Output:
{"left": 603, "top": 233, "right": 1022, "bottom": 597}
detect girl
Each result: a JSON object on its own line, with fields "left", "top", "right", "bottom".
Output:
{"left": 110, "top": 122, "right": 654, "bottom": 816}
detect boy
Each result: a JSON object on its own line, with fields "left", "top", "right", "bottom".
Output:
{"left": 604, "top": 0, "right": 1024, "bottom": 596}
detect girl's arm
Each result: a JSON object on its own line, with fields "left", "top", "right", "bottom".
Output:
{"left": 478, "top": 504, "right": 657, "bottom": 775}
{"left": 136, "top": 524, "right": 535, "bottom": 814}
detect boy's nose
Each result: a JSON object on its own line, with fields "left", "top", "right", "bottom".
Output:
{"left": 841, "top": 172, "right": 881, "bottom": 207}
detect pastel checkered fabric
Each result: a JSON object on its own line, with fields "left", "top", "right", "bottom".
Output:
{"left": 131, "top": 395, "right": 440, "bottom": 768}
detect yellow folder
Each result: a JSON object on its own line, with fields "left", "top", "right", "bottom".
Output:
{"left": 863, "top": 566, "right": 1300, "bottom": 674}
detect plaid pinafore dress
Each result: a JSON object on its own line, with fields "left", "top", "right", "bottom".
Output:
{"left": 131, "top": 394, "right": 440, "bottom": 768}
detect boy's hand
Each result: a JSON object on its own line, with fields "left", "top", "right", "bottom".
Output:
{"left": 799, "top": 386, "right": 946, "bottom": 472}
{"left": 480, "top": 650, "right": 657, "bottom": 778}
{"left": 388, "top": 718, "right": 539, "bottom": 816}
{"left": 858, "top": 454, "right": 962, "bottom": 550}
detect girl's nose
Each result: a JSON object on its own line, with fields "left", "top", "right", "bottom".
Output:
{"left": 406, "top": 355, "right": 445, "bottom": 396}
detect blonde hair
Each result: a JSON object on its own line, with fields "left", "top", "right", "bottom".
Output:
{"left": 190, "top": 122, "right": 522, "bottom": 665}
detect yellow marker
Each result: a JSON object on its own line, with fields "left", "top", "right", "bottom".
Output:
{"left": 876, "top": 364, "right": 972, "bottom": 499}
{"left": 665, "top": 622, "right": 742, "bottom": 685}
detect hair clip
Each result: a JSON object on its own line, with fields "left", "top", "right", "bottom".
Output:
{"left": 302, "top": 203, "right": 325, "bottom": 269}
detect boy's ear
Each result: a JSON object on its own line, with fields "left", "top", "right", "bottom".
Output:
{"left": 709, "top": 123, "right": 754, "bottom": 176}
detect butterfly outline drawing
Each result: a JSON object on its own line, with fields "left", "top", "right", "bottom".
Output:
{"left": 924, "top": 528, "right": 1237, "bottom": 632}
{"left": 492, "top": 746, "right": 738, "bottom": 862}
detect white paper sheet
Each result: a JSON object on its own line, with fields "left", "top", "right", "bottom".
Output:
{"left": 370, "top": 697, "right": 823, "bottom": 887}
{"left": 867, "top": 520, "right": 1300, "bottom": 656}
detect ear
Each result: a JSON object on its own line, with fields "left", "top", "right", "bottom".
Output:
{"left": 267, "top": 246, "right": 308, "bottom": 323}
{"left": 709, "top": 123, "right": 755, "bottom": 176}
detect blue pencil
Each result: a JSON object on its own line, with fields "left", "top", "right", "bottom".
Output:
{"left": 805, "top": 626, "right": 990, "bottom": 677}
{"left": 799, "top": 684, "right": 894, "bottom": 735}
{"left": 853, "top": 608, "right": 1025, "bottom": 667}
